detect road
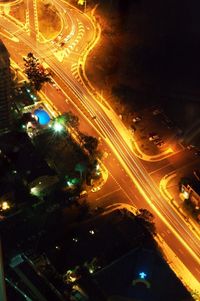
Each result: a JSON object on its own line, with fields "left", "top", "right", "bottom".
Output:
{"left": 0, "top": 0, "right": 199, "bottom": 292}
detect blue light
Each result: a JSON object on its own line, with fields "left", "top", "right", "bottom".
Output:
{"left": 139, "top": 272, "right": 147, "bottom": 279}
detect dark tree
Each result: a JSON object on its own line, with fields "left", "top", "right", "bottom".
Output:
{"left": 80, "top": 134, "right": 99, "bottom": 155}
{"left": 60, "top": 111, "right": 79, "bottom": 129}
{"left": 136, "top": 208, "right": 156, "bottom": 235}
{"left": 23, "top": 53, "right": 51, "bottom": 91}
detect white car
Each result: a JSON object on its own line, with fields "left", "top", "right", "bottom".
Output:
{"left": 149, "top": 135, "right": 160, "bottom": 141}
{"left": 91, "top": 187, "right": 100, "bottom": 192}
{"left": 57, "top": 34, "right": 62, "bottom": 40}
{"left": 132, "top": 116, "right": 142, "bottom": 123}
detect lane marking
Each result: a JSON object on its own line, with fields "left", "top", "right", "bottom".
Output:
{"left": 96, "top": 188, "right": 121, "bottom": 201}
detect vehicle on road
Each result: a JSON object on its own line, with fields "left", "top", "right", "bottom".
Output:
{"left": 79, "top": 190, "right": 88, "bottom": 198}
{"left": 132, "top": 116, "right": 142, "bottom": 123}
{"left": 187, "top": 144, "right": 195, "bottom": 150}
{"left": 153, "top": 108, "right": 162, "bottom": 115}
{"left": 149, "top": 135, "right": 160, "bottom": 141}
{"left": 155, "top": 140, "right": 165, "bottom": 147}
{"left": 91, "top": 187, "right": 100, "bottom": 192}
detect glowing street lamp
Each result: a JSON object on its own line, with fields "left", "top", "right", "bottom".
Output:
{"left": 1, "top": 201, "right": 10, "bottom": 211}
{"left": 67, "top": 180, "right": 73, "bottom": 187}
{"left": 53, "top": 122, "right": 64, "bottom": 133}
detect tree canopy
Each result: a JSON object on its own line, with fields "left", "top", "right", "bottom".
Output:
{"left": 23, "top": 53, "right": 51, "bottom": 91}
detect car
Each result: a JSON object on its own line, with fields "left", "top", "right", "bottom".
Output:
{"left": 156, "top": 140, "right": 165, "bottom": 148}
{"left": 64, "top": 36, "right": 71, "bottom": 42}
{"left": 132, "top": 116, "right": 142, "bottom": 123}
{"left": 187, "top": 144, "right": 195, "bottom": 150}
{"left": 152, "top": 108, "right": 162, "bottom": 115}
{"left": 130, "top": 124, "right": 136, "bottom": 133}
{"left": 68, "top": 196, "right": 79, "bottom": 202}
{"left": 195, "top": 150, "right": 200, "bottom": 156}
{"left": 79, "top": 190, "right": 88, "bottom": 198}
{"left": 57, "top": 34, "right": 62, "bottom": 40}
{"left": 59, "top": 42, "right": 65, "bottom": 47}
{"left": 91, "top": 187, "right": 100, "bottom": 192}
{"left": 154, "top": 139, "right": 164, "bottom": 145}
{"left": 149, "top": 135, "right": 160, "bottom": 141}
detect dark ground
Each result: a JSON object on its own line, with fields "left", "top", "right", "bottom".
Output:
{"left": 87, "top": 0, "right": 200, "bottom": 145}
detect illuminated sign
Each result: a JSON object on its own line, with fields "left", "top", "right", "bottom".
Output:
{"left": 132, "top": 271, "right": 151, "bottom": 288}
{"left": 139, "top": 272, "right": 147, "bottom": 279}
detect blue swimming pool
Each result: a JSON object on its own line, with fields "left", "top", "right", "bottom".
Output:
{"left": 34, "top": 108, "right": 51, "bottom": 125}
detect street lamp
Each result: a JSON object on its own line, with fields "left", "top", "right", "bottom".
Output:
{"left": 53, "top": 122, "right": 64, "bottom": 133}
{"left": 77, "top": 0, "right": 87, "bottom": 12}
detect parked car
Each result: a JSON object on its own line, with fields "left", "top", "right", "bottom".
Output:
{"left": 187, "top": 144, "right": 195, "bottom": 150}
{"left": 149, "top": 135, "right": 160, "bottom": 141}
{"left": 156, "top": 140, "right": 165, "bottom": 148}
{"left": 91, "top": 187, "right": 100, "bottom": 192}
{"left": 152, "top": 108, "right": 162, "bottom": 115}
{"left": 79, "top": 190, "right": 88, "bottom": 198}
{"left": 132, "top": 116, "right": 142, "bottom": 123}
{"left": 57, "top": 34, "right": 62, "bottom": 40}
{"left": 68, "top": 196, "right": 79, "bottom": 202}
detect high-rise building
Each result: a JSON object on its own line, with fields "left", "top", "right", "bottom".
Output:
{"left": 0, "top": 40, "right": 12, "bottom": 134}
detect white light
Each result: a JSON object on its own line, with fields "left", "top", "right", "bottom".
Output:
{"left": 89, "top": 268, "right": 94, "bottom": 274}
{"left": 1, "top": 201, "right": 10, "bottom": 210}
{"left": 67, "top": 181, "right": 73, "bottom": 187}
{"left": 30, "top": 187, "right": 38, "bottom": 195}
{"left": 183, "top": 190, "right": 189, "bottom": 199}
{"left": 53, "top": 122, "right": 63, "bottom": 132}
